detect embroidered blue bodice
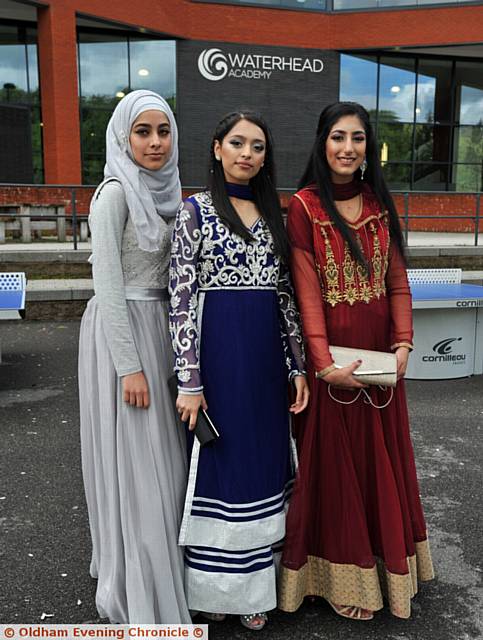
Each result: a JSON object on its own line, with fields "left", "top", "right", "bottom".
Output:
{"left": 169, "top": 191, "right": 305, "bottom": 392}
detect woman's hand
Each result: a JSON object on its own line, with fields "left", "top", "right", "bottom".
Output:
{"left": 122, "top": 371, "right": 150, "bottom": 408}
{"left": 395, "top": 346, "right": 410, "bottom": 379}
{"left": 322, "top": 360, "right": 368, "bottom": 389}
{"left": 290, "top": 375, "right": 310, "bottom": 414}
{"left": 176, "top": 393, "right": 208, "bottom": 430}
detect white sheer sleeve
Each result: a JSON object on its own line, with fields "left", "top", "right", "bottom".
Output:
{"left": 169, "top": 199, "right": 203, "bottom": 394}
{"left": 277, "top": 261, "right": 306, "bottom": 380}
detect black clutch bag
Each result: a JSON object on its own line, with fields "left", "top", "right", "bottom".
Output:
{"left": 192, "top": 408, "right": 219, "bottom": 446}
{"left": 167, "top": 375, "right": 219, "bottom": 446}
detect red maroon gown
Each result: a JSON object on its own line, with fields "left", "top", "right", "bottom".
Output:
{"left": 278, "top": 185, "right": 434, "bottom": 619}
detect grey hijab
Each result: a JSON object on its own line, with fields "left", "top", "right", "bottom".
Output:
{"left": 103, "top": 89, "right": 181, "bottom": 252}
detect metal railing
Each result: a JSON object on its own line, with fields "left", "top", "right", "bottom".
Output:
{"left": 0, "top": 183, "right": 482, "bottom": 248}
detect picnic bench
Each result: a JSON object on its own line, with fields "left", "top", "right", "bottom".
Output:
{"left": 0, "top": 205, "right": 89, "bottom": 243}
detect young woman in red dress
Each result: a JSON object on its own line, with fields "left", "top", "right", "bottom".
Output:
{"left": 278, "top": 102, "right": 434, "bottom": 620}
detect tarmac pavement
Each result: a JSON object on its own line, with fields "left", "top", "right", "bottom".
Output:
{"left": 0, "top": 320, "right": 482, "bottom": 639}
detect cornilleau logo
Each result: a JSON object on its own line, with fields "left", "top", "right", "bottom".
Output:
{"left": 421, "top": 337, "right": 466, "bottom": 363}
{"left": 198, "top": 48, "right": 229, "bottom": 81}
{"left": 197, "top": 48, "right": 324, "bottom": 82}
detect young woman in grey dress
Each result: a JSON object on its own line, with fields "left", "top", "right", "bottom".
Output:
{"left": 78, "top": 90, "right": 191, "bottom": 624}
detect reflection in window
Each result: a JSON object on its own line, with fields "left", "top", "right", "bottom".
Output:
{"left": 0, "top": 22, "right": 42, "bottom": 182}
{"left": 78, "top": 36, "right": 129, "bottom": 100}
{"left": 129, "top": 40, "right": 176, "bottom": 100}
{"left": 377, "top": 122, "right": 413, "bottom": 162}
{"left": 339, "top": 51, "right": 483, "bottom": 191}
{"left": 379, "top": 57, "right": 416, "bottom": 122}
{"left": 381, "top": 163, "right": 411, "bottom": 190}
{"left": 454, "top": 126, "right": 483, "bottom": 191}
{"left": 413, "top": 163, "right": 451, "bottom": 191}
{"left": 340, "top": 54, "right": 377, "bottom": 112}
{"left": 334, "top": 0, "right": 478, "bottom": 8}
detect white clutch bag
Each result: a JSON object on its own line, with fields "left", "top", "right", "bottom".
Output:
{"left": 322, "top": 345, "right": 398, "bottom": 388}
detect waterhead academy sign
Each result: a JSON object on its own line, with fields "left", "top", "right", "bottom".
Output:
{"left": 177, "top": 40, "right": 339, "bottom": 188}
{"left": 198, "top": 47, "right": 325, "bottom": 82}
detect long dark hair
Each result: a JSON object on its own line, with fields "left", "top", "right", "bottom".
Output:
{"left": 299, "top": 101, "right": 406, "bottom": 268}
{"left": 208, "top": 110, "right": 290, "bottom": 262}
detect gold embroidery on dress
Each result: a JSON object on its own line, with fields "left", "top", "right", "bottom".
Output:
{"left": 342, "top": 242, "right": 358, "bottom": 306}
{"left": 315, "top": 212, "right": 391, "bottom": 308}
{"left": 321, "top": 227, "right": 342, "bottom": 307}
{"left": 370, "top": 222, "right": 386, "bottom": 299}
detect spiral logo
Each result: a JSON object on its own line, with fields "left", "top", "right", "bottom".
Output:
{"left": 433, "top": 337, "right": 461, "bottom": 355}
{"left": 198, "top": 48, "right": 229, "bottom": 81}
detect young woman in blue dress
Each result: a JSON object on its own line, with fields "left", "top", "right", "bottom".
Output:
{"left": 169, "top": 111, "right": 309, "bottom": 631}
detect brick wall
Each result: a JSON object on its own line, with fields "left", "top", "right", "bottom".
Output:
{"left": 0, "top": 186, "right": 481, "bottom": 233}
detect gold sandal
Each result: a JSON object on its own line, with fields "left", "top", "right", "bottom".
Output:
{"left": 327, "top": 600, "right": 374, "bottom": 621}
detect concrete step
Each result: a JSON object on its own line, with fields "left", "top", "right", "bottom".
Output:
{"left": 16, "top": 270, "right": 483, "bottom": 320}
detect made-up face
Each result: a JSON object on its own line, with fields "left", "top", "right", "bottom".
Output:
{"left": 213, "top": 118, "right": 266, "bottom": 185}
{"left": 129, "top": 110, "right": 172, "bottom": 171}
{"left": 325, "top": 114, "right": 367, "bottom": 184}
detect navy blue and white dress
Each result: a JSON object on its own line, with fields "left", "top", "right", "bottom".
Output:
{"left": 169, "top": 188, "right": 305, "bottom": 615}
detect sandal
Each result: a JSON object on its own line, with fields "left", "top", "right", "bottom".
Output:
{"left": 200, "top": 612, "right": 227, "bottom": 622}
{"left": 327, "top": 600, "right": 374, "bottom": 621}
{"left": 240, "top": 612, "right": 268, "bottom": 631}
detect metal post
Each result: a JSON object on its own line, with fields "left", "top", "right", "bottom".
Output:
{"left": 71, "top": 188, "right": 78, "bottom": 250}
{"left": 475, "top": 192, "right": 481, "bottom": 247}
{"left": 404, "top": 192, "right": 409, "bottom": 244}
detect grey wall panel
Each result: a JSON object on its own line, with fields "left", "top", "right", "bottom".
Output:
{"left": 177, "top": 41, "right": 340, "bottom": 189}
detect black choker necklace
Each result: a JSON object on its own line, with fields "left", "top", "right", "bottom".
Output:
{"left": 331, "top": 179, "right": 362, "bottom": 201}
{"left": 225, "top": 182, "right": 254, "bottom": 201}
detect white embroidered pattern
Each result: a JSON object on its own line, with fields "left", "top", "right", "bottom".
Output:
{"left": 169, "top": 192, "right": 305, "bottom": 389}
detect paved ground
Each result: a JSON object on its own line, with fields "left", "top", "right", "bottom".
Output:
{"left": 0, "top": 320, "right": 482, "bottom": 640}
{"left": 0, "top": 231, "right": 482, "bottom": 250}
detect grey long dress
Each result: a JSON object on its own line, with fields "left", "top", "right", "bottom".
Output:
{"left": 78, "top": 180, "right": 190, "bottom": 624}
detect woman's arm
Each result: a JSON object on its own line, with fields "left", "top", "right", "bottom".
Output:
{"left": 386, "top": 242, "right": 414, "bottom": 378}
{"left": 169, "top": 199, "right": 207, "bottom": 427}
{"left": 90, "top": 181, "right": 149, "bottom": 408}
{"left": 90, "top": 181, "right": 142, "bottom": 377}
{"left": 277, "top": 263, "right": 309, "bottom": 413}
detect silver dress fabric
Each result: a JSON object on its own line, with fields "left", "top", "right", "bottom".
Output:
{"left": 78, "top": 182, "right": 190, "bottom": 624}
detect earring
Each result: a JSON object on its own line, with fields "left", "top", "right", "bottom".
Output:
{"left": 360, "top": 159, "right": 367, "bottom": 180}
{"left": 215, "top": 155, "right": 221, "bottom": 161}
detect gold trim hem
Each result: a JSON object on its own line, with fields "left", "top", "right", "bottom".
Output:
{"left": 278, "top": 539, "right": 434, "bottom": 619}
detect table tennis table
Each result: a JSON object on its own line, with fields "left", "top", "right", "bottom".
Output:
{"left": 407, "top": 282, "right": 483, "bottom": 379}
{"left": 0, "top": 272, "right": 26, "bottom": 362}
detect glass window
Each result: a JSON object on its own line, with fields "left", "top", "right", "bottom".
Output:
{"left": 333, "top": 0, "right": 377, "bottom": 7}
{"left": 413, "top": 163, "right": 452, "bottom": 191}
{"left": 339, "top": 54, "right": 378, "bottom": 113}
{"left": 382, "top": 163, "right": 411, "bottom": 190}
{"left": 416, "top": 59, "right": 452, "bottom": 124}
{"left": 0, "top": 43, "right": 28, "bottom": 93}
{"left": 27, "top": 43, "right": 39, "bottom": 94}
{"left": 379, "top": 57, "right": 416, "bottom": 122}
{"left": 377, "top": 122, "right": 413, "bottom": 162}
{"left": 0, "top": 21, "right": 42, "bottom": 182}
{"left": 78, "top": 34, "right": 129, "bottom": 101}
{"left": 453, "top": 125, "right": 483, "bottom": 191}
{"left": 413, "top": 124, "right": 452, "bottom": 163}
{"left": 455, "top": 61, "right": 483, "bottom": 125}
{"left": 129, "top": 39, "right": 176, "bottom": 102}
